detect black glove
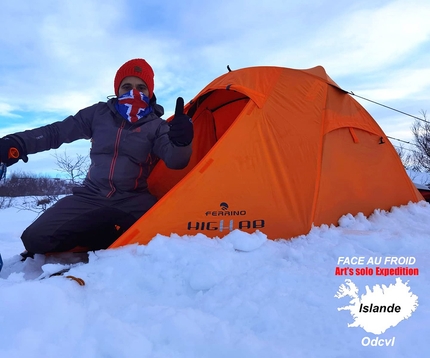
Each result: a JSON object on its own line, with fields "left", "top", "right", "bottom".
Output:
{"left": 168, "top": 97, "right": 193, "bottom": 146}
{"left": 0, "top": 136, "right": 28, "bottom": 167}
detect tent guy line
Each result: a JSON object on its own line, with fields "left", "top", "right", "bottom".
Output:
{"left": 349, "top": 91, "right": 428, "bottom": 123}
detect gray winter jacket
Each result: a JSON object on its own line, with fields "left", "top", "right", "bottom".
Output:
{"left": 10, "top": 98, "right": 192, "bottom": 198}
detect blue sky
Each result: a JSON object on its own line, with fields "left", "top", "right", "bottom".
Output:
{"left": 1, "top": 0, "right": 430, "bottom": 177}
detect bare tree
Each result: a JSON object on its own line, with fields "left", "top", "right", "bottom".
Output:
{"left": 52, "top": 149, "right": 89, "bottom": 185}
{"left": 0, "top": 196, "right": 14, "bottom": 209}
{"left": 394, "top": 143, "right": 415, "bottom": 171}
{"left": 0, "top": 171, "right": 71, "bottom": 197}
{"left": 14, "top": 194, "right": 60, "bottom": 216}
{"left": 410, "top": 111, "right": 430, "bottom": 173}
{"left": 0, "top": 151, "right": 89, "bottom": 213}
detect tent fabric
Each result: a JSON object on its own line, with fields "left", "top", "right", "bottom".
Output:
{"left": 110, "top": 65, "right": 422, "bottom": 248}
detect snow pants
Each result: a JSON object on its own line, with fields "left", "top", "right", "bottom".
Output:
{"left": 21, "top": 186, "right": 157, "bottom": 254}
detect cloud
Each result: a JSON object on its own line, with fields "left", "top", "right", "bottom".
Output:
{"left": 0, "top": 103, "right": 20, "bottom": 118}
{"left": 355, "top": 68, "right": 430, "bottom": 101}
{"left": 0, "top": 1, "right": 125, "bottom": 112}
{"left": 306, "top": 0, "right": 430, "bottom": 75}
{"left": 1, "top": 0, "right": 429, "bottom": 174}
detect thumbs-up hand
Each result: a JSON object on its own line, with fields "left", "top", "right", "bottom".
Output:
{"left": 168, "top": 97, "right": 193, "bottom": 146}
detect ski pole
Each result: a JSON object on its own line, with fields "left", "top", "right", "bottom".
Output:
{"left": 0, "top": 163, "right": 6, "bottom": 180}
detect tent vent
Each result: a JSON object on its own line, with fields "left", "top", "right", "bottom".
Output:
{"left": 379, "top": 137, "right": 385, "bottom": 144}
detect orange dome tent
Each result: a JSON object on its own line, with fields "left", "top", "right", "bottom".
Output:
{"left": 110, "top": 65, "right": 422, "bottom": 248}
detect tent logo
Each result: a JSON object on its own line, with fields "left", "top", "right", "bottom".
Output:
{"left": 204, "top": 203, "right": 246, "bottom": 216}
{"left": 187, "top": 219, "right": 265, "bottom": 232}
{"left": 220, "top": 202, "right": 229, "bottom": 210}
{"left": 190, "top": 203, "right": 265, "bottom": 232}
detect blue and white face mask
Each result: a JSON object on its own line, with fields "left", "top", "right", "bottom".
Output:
{"left": 115, "top": 89, "right": 153, "bottom": 123}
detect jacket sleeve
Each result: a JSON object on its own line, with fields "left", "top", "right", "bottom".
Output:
{"left": 9, "top": 104, "right": 97, "bottom": 155}
{"left": 152, "top": 120, "right": 192, "bottom": 169}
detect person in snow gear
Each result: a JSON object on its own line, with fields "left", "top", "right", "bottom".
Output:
{"left": 0, "top": 58, "right": 193, "bottom": 256}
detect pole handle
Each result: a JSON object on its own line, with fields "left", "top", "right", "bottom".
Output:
{"left": 8, "top": 147, "right": 19, "bottom": 159}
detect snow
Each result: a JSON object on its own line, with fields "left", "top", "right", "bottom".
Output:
{"left": 1, "top": 199, "right": 429, "bottom": 357}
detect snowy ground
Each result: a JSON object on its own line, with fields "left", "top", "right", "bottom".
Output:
{"left": 0, "top": 198, "right": 429, "bottom": 358}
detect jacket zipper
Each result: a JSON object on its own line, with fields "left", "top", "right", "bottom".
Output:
{"left": 133, "top": 163, "right": 143, "bottom": 190}
{"left": 106, "top": 122, "right": 125, "bottom": 198}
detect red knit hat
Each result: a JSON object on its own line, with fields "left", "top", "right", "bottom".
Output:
{"left": 114, "top": 58, "right": 154, "bottom": 98}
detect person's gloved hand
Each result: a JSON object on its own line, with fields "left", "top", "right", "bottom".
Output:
{"left": 0, "top": 136, "right": 27, "bottom": 167}
{"left": 168, "top": 97, "right": 193, "bottom": 146}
